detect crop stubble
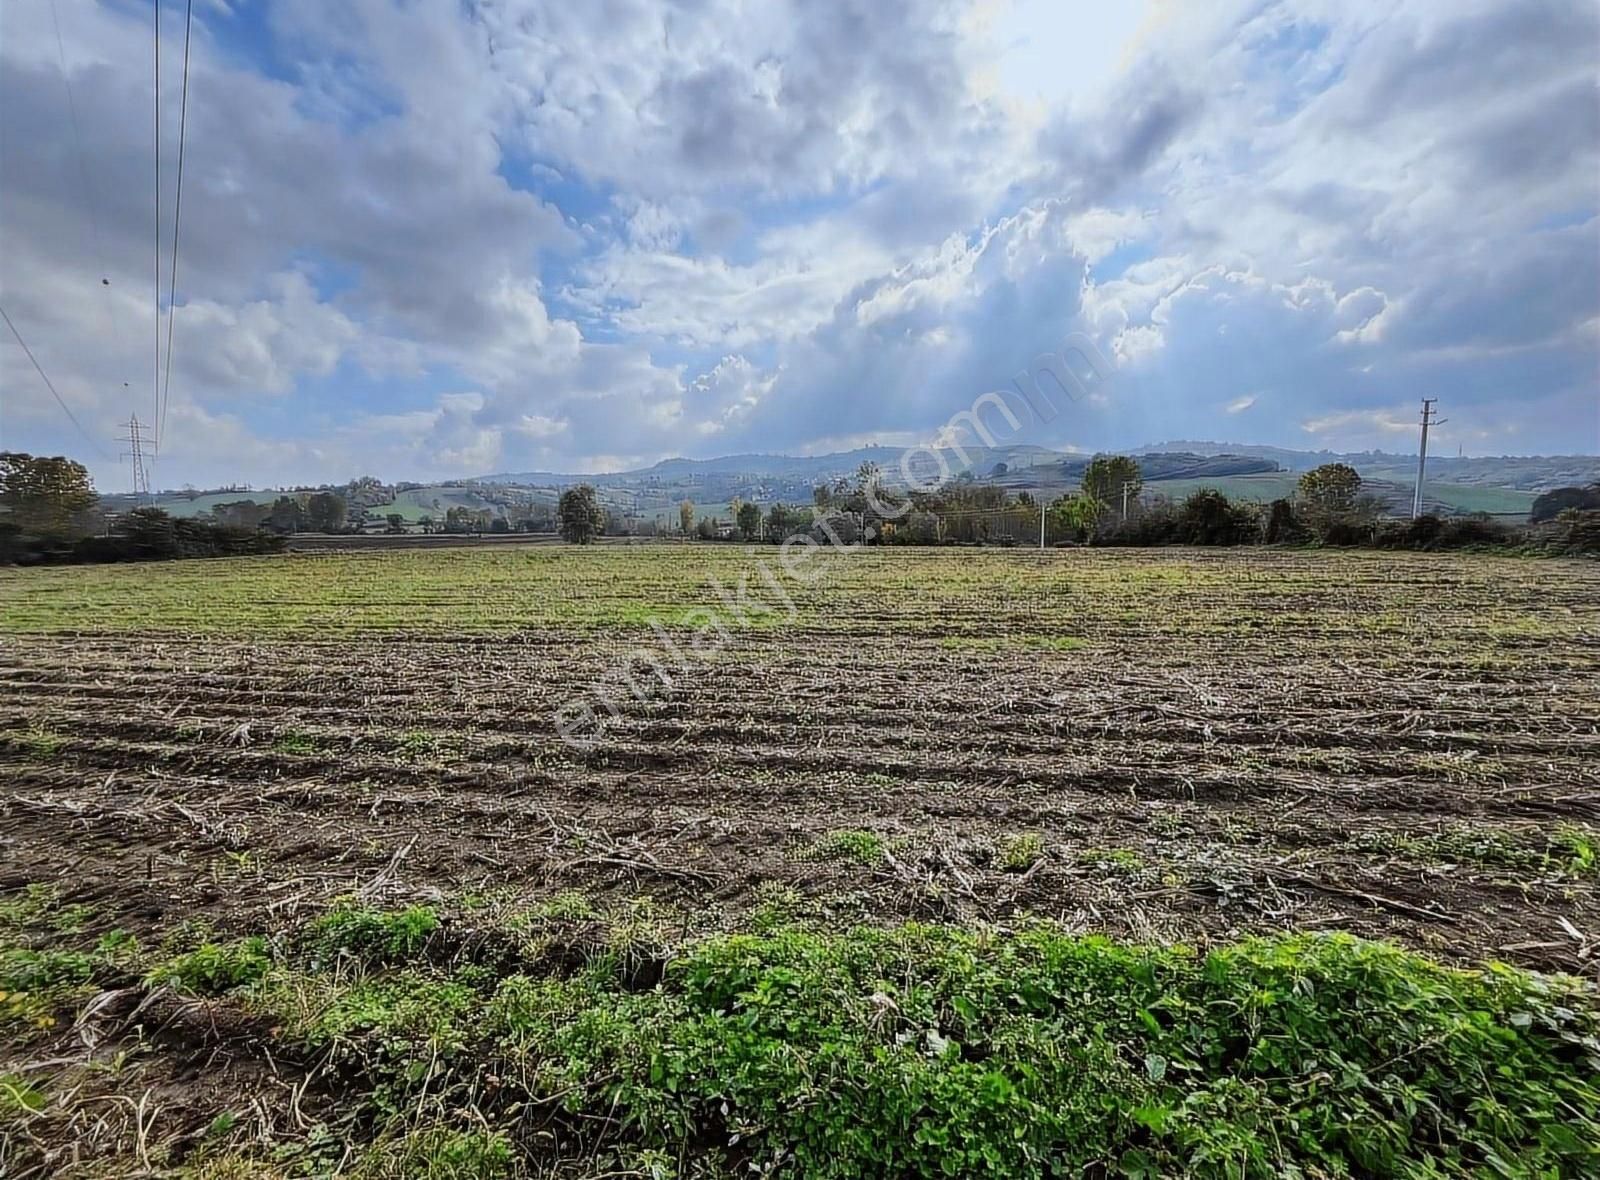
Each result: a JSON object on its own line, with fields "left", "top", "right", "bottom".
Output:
{"left": 1, "top": 545, "right": 1596, "bottom": 974}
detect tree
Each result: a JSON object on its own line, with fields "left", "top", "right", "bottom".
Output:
{"left": 1530, "top": 483, "right": 1600, "bottom": 523}
{"left": 1297, "top": 463, "right": 1362, "bottom": 514}
{"left": 1296, "top": 463, "right": 1371, "bottom": 542}
{"left": 266, "top": 496, "right": 305, "bottom": 534}
{"left": 558, "top": 485, "right": 604, "bottom": 544}
{"left": 0, "top": 452, "right": 98, "bottom": 535}
{"left": 1047, "top": 494, "right": 1100, "bottom": 541}
{"left": 306, "top": 491, "right": 347, "bottom": 533}
{"left": 679, "top": 499, "right": 695, "bottom": 536}
{"left": 1177, "top": 489, "right": 1259, "bottom": 546}
{"left": 736, "top": 500, "right": 763, "bottom": 540}
{"left": 766, "top": 503, "right": 804, "bottom": 540}
{"left": 214, "top": 500, "right": 270, "bottom": 531}
{"left": 385, "top": 513, "right": 406, "bottom": 534}
{"left": 1081, "top": 455, "right": 1142, "bottom": 513}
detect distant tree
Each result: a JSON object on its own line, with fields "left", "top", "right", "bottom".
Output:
{"left": 1081, "top": 455, "right": 1142, "bottom": 513}
{"left": 1263, "top": 498, "right": 1304, "bottom": 544}
{"left": 1047, "top": 494, "right": 1100, "bottom": 541}
{"left": 678, "top": 499, "right": 695, "bottom": 536}
{"left": 558, "top": 485, "right": 605, "bottom": 544}
{"left": 0, "top": 452, "right": 98, "bottom": 535}
{"left": 736, "top": 500, "right": 763, "bottom": 540}
{"left": 1296, "top": 463, "right": 1373, "bottom": 542}
{"left": 1530, "top": 483, "right": 1600, "bottom": 523}
{"left": 992, "top": 462, "right": 1009, "bottom": 476}
{"left": 1297, "top": 463, "right": 1362, "bottom": 514}
{"left": 385, "top": 513, "right": 406, "bottom": 534}
{"left": 417, "top": 514, "right": 435, "bottom": 534}
{"left": 696, "top": 516, "right": 717, "bottom": 540}
{"left": 214, "top": 500, "right": 270, "bottom": 531}
{"left": 1177, "top": 489, "right": 1260, "bottom": 546}
{"left": 811, "top": 484, "right": 832, "bottom": 508}
{"left": 305, "top": 491, "right": 347, "bottom": 533}
{"left": 266, "top": 496, "right": 305, "bottom": 534}
{"left": 490, "top": 517, "right": 510, "bottom": 534}
{"left": 766, "top": 503, "right": 804, "bottom": 540}
{"left": 345, "top": 475, "right": 387, "bottom": 508}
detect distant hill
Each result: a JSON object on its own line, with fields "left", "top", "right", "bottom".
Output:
{"left": 115, "top": 441, "right": 1594, "bottom": 524}
{"left": 1142, "top": 442, "right": 1599, "bottom": 491}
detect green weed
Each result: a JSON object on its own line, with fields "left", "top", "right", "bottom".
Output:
{"left": 999, "top": 833, "right": 1045, "bottom": 871}
{"left": 308, "top": 904, "right": 440, "bottom": 966}
{"left": 271, "top": 730, "right": 323, "bottom": 756}
{"left": 7, "top": 724, "right": 65, "bottom": 761}
{"left": 806, "top": 829, "right": 887, "bottom": 866}
{"left": 150, "top": 938, "right": 273, "bottom": 995}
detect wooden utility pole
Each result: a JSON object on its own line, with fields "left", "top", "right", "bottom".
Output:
{"left": 1411, "top": 399, "right": 1445, "bottom": 519}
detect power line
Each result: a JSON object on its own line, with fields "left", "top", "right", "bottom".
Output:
{"left": 153, "top": 0, "right": 162, "bottom": 459}
{"left": 48, "top": 0, "right": 108, "bottom": 292}
{"left": 158, "top": 0, "right": 194, "bottom": 451}
{"left": 0, "top": 301, "right": 111, "bottom": 460}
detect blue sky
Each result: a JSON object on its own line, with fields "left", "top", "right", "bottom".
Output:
{"left": 1, "top": 0, "right": 1596, "bottom": 491}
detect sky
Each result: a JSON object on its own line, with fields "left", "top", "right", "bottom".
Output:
{"left": 0, "top": 0, "right": 1596, "bottom": 492}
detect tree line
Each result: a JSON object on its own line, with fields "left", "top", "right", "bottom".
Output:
{"left": 0, "top": 453, "right": 285, "bottom": 566}
{"left": 559, "top": 458, "right": 1599, "bottom": 556}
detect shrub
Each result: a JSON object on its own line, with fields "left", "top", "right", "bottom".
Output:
{"left": 1175, "top": 490, "right": 1259, "bottom": 545}
{"left": 1372, "top": 513, "right": 1513, "bottom": 552}
{"left": 1092, "top": 497, "right": 1180, "bottom": 546}
{"left": 1530, "top": 483, "right": 1600, "bottom": 523}
{"left": 1262, "top": 497, "right": 1305, "bottom": 543}
{"left": 1531, "top": 508, "right": 1600, "bottom": 556}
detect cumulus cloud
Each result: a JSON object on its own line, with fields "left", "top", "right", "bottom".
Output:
{"left": 1, "top": 0, "right": 1594, "bottom": 490}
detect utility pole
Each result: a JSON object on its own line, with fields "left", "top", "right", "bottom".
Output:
{"left": 1121, "top": 481, "right": 1131, "bottom": 522}
{"left": 1039, "top": 466, "right": 1050, "bottom": 550}
{"left": 119, "top": 415, "right": 151, "bottom": 501}
{"left": 1411, "top": 399, "right": 1445, "bottom": 519}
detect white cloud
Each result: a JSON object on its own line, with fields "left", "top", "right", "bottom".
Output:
{"left": 2, "top": 0, "right": 1595, "bottom": 489}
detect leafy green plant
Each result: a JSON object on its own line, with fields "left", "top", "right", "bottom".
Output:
{"left": 149, "top": 938, "right": 272, "bottom": 995}
{"left": 0, "top": 946, "right": 96, "bottom": 991}
{"left": 467, "top": 925, "right": 1600, "bottom": 1178}
{"left": 308, "top": 904, "right": 440, "bottom": 966}
{"left": 1551, "top": 823, "right": 1598, "bottom": 877}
